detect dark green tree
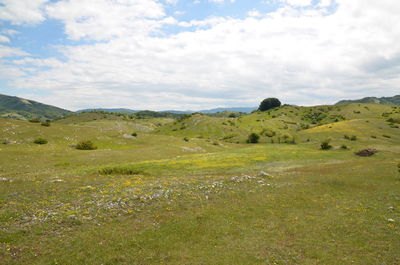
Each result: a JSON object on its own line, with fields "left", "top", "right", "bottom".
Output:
{"left": 247, "top": 133, "right": 260, "bottom": 143}
{"left": 258, "top": 98, "right": 281, "bottom": 111}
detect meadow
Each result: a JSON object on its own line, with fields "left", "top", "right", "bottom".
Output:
{"left": 0, "top": 103, "right": 399, "bottom": 264}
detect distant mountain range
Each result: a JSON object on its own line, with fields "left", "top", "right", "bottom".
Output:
{"left": 0, "top": 94, "right": 72, "bottom": 120}
{"left": 78, "top": 107, "right": 257, "bottom": 114}
{"left": 335, "top": 95, "right": 400, "bottom": 106}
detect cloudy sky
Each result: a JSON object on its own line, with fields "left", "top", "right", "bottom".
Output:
{"left": 0, "top": 0, "right": 399, "bottom": 111}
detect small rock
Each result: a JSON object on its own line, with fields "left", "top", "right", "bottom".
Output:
{"left": 51, "top": 179, "right": 64, "bottom": 183}
{"left": 388, "top": 206, "right": 395, "bottom": 211}
{"left": 123, "top": 134, "right": 134, "bottom": 139}
{"left": 0, "top": 177, "right": 9, "bottom": 181}
{"left": 257, "top": 171, "right": 273, "bottom": 178}
{"left": 387, "top": 218, "right": 395, "bottom": 223}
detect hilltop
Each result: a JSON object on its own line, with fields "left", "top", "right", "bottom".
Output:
{"left": 0, "top": 94, "right": 72, "bottom": 120}
{"left": 335, "top": 95, "right": 400, "bottom": 106}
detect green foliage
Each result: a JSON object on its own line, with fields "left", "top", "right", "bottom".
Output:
{"left": 41, "top": 121, "right": 51, "bottom": 127}
{"left": 34, "top": 138, "right": 48, "bottom": 145}
{"left": 344, "top": 135, "right": 357, "bottom": 141}
{"left": 183, "top": 137, "right": 189, "bottom": 142}
{"left": 387, "top": 117, "right": 400, "bottom": 124}
{"left": 76, "top": 140, "right": 97, "bottom": 150}
{"left": 340, "top": 144, "right": 348, "bottom": 150}
{"left": 29, "top": 118, "right": 40, "bottom": 123}
{"left": 303, "top": 110, "right": 327, "bottom": 124}
{"left": 320, "top": 139, "right": 332, "bottom": 150}
{"left": 260, "top": 128, "right": 275, "bottom": 137}
{"left": 247, "top": 133, "right": 260, "bottom": 143}
{"left": 99, "top": 167, "right": 144, "bottom": 175}
{"left": 131, "top": 132, "right": 137, "bottom": 137}
{"left": 258, "top": 98, "right": 281, "bottom": 111}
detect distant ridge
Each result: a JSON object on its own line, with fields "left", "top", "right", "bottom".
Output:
{"left": 77, "top": 108, "right": 139, "bottom": 114}
{"left": 335, "top": 95, "right": 400, "bottom": 106}
{"left": 78, "top": 107, "right": 256, "bottom": 114}
{"left": 0, "top": 94, "right": 72, "bottom": 120}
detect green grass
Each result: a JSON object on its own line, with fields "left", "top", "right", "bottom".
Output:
{"left": 1, "top": 103, "right": 400, "bottom": 264}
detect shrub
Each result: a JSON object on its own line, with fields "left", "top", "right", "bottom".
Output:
{"left": 382, "top": 135, "right": 391, "bottom": 138}
{"left": 247, "top": 133, "right": 260, "bottom": 143}
{"left": 340, "top": 144, "right": 348, "bottom": 150}
{"left": 34, "top": 138, "right": 48, "bottom": 145}
{"left": 41, "top": 121, "right": 51, "bottom": 127}
{"left": 29, "top": 119, "right": 40, "bottom": 123}
{"left": 355, "top": 149, "right": 377, "bottom": 157}
{"left": 261, "top": 128, "right": 275, "bottom": 137}
{"left": 131, "top": 132, "right": 137, "bottom": 137}
{"left": 258, "top": 98, "right": 281, "bottom": 111}
{"left": 320, "top": 140, "right": 332, "bottom": 150}
{"left": 371, "top": 135, "right": 377, "bottom": 139}
{"left": 1, "top": 138, "right": 10, "bottom": 145}
{"left": 76, "top": 140, "right": 97, "bottom": 150}
{"left": 387, "top": 118, "right": 400, "bottom": 124}
{"left": 99, "top": 167, "right": 144, "bottom": 175}
{"left": 397, "top": 162, "right": 400, "bottom": 175}
{"left": 183, "top": 137, "right": 189, "bottom": 142}
{"left": 344, "top": 135, "right": 357, "bottom": 141}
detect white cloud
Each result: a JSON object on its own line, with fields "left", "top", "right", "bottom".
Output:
{"left": 0, "top": 35, "right": 10, "bottom": 43}
{"left": 247, "top": 9, "right": 263, "bottom": 17}
{"left": 0, "top": 0, "right": 48, "bottom": 25}
{"left": 3, "top": 0, "right": 400, "bottom": 110}
{"left": 46, "top": 0, "right": 172, "bottom": 40}
{"left": 208, "top": 0, "right": 235, "bottom": 4}
{"left": 0, "top": 45, "right": 28, "bottom": 58}
{"left": 1, "top": 29, "right": 19, "bottom": 36}
{"left": 280, "top": 0, "right": 312, "bottom": 7}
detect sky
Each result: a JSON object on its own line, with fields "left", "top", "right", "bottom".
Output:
{"left": 0, "top": 0, "right": 399, "bottom": 111}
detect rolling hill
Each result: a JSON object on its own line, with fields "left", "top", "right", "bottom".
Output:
{"left": 1, "top": 99, "right": 400, "bottom": 264}
{"left": 0, "top": 94, "right": 72, "bottom": 120}
{"left": 335, "top": 95, "right": 400, "bottom": 106}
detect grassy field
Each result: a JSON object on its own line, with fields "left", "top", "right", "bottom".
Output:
{"left": 0, "top": 104, "right": 399, "bottom": 264}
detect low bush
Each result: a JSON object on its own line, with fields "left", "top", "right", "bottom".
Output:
{"left": 355, "top": 149, "right": 377, "bottom": 157}
{"left": 41, "top": 121, "right": 51, "bottom": 127}
{"left": 247, "top": 133, "right": 260, "bottom": 143}
{"left": 76, "top": 140, "right": 97, "bottom": 150}
{"left": 320, "top": 140, "right": 332, "bottom": 150}
{"left": 131, "top": 132, "right": 137, "bottom": 137}
{"left": 344, "top": 135, "right": 357, "bottom": 141}
{"left": 34, "top": 138, "right": 48, "bottom": 145}
{"left": 99, "top": 167, "right": 144, "bottom": 175}
{"left": 29, "top": 119, "right": 40, "bottom": 123}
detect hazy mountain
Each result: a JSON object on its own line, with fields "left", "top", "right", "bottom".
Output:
{"left": 77, "top": 108, "right": 139, "bottom": 114}
{"left": 0, "top": 94, "right": 72, "bottom": 120}
{"left": 335, "top": 95, "right": 400, "bottom": 106}
{"left": 80, "top": 107, "right": 256, "bottom": 114}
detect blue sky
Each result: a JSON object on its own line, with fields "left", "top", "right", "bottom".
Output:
{"left": 0, "top": 0, "right": 399, "bottom": 110}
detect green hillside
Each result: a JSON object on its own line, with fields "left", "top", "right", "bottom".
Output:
{"left": 154, "top": 103, "right": 399, "bottom": 143}
{"left": 1, "top": 102, "right": 399, "bottom": 264}
{"left": 0, "top": 94, "right": 72, "bottom": 120}
{"left": 336, "top": 95, "right": 400, "bottom": 106}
